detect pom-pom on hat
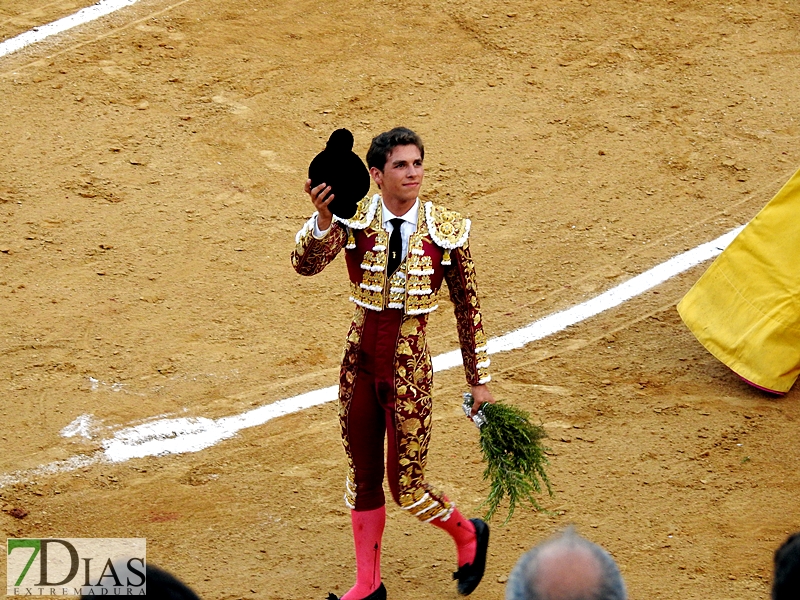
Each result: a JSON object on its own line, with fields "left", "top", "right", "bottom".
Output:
{"left": 308, "top": 128, "right": 371, "bottom": 219}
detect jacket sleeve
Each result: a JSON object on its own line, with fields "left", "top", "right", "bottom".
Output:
{"left": 291, "top": 214, "right": 348, "bottom": 276}
{"left": 444, "top": 239, "right": 491, "bottom": 386}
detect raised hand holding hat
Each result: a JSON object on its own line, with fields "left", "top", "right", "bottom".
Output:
{"left": 308, "top": 128, "right": 370, "bottom": 219}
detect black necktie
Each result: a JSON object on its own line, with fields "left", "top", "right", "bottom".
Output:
{"left": 387, "top": 218, "right": 404, "bottom": 276}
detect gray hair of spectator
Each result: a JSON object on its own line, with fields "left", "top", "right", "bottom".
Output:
{"left": 505, "top": 527, "right": 627, "bottom": 600}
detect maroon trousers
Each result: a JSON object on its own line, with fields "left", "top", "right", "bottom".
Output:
{"left": 340, "top": 306, "right": 453, "bottom": 520}
{"left": 347, "top": 308, "right": 405, "bottom": 510}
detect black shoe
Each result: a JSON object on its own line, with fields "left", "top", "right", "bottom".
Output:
{"left": 326, "top": 582, "right": 386, "bottom": 600}
{"left": 452, "top": 518, "right": 490, "bottom": 596}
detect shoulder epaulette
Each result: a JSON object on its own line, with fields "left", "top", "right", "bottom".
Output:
{"left": 424, "top": 202, "right": 471, "bottom": 249}
{"left": 333, "top": 194, "right": 380, "bottom": 230}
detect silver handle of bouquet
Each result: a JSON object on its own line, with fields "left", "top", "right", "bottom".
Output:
{"left": 462, "top": 392, "right": 487, "bottom": 429}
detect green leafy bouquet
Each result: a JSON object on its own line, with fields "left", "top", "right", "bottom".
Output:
{"left": 463, "top": 393, "right": 553, "bottom": 523}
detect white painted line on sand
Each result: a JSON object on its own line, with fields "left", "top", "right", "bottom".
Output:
{"left": 0, "top": 454, "right": 102, "bottom": 489}
{"left": 103, "top": 385, "right": 340, "bottom": 462}
{"left": 0, "top": 225, "right": 744, "bottom": 488}
{"left": 0, "top": 0, "right": 140, "bottom": 59}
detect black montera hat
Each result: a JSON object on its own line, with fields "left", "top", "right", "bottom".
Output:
{"left": 308, "top": 128, "right": 370, "bottom": 219}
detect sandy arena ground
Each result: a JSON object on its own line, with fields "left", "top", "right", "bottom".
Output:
{"left": 1, "top": 0, "right": 799, "bottom": 598}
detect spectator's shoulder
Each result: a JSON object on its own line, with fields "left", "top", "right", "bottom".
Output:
{"left": 423, "top": 201, "right": 471, "bottom": 249}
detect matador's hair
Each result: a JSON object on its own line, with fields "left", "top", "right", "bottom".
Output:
{"left": 366, "top": 127, "right": 424, "bottom": 171}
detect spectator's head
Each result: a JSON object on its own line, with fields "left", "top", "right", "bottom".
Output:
{"left": 506, "top": 527, "right": 626, "bottom": 600}
{"left": 773, "top": 532, "right": 800, "bottom": 600}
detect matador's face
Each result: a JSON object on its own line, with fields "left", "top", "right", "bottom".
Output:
{"left": 370, "top": 144, "right": 424, "bottom": 209}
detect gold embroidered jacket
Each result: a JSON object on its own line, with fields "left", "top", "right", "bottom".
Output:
{"left": 291, "top": 194, "right": 490, "bottom": 386}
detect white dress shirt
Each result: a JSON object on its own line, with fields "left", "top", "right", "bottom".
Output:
{"left": 381, "top": 199, "right": 419, "bottom": 262}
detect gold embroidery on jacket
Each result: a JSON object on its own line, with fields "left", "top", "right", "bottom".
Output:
{"left": 387, "top": 270, "right": 407, "bottom": 310}
{"left": 424, "top": 202, "right": 471, "bottom": 250}
{"left": 351, "top": 228, "right": 389, "bottom": 311}
{"left": 291, "top": 199, "right": 490, "bottom": 387}
{"left": 291, "top": 217, "right": 348, "bottom": 277}
{"left": 402, "top": 221, "right": 439, "bottom": 315}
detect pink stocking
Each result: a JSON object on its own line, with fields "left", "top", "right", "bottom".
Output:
{"left": 430, "top": 507, "right": 477, "bottom": 567}
{"left": 342, "top": 506, "right": 385, "bottom": 600}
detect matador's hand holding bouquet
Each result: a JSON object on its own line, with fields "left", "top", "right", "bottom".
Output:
{"left": 463, "top": 393, "right": 553, "bottom": 524}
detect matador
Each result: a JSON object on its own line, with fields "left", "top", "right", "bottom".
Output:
{"left": 291, "top": 127, "right": 494, "bottom": 600}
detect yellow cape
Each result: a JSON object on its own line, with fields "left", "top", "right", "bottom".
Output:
{"left": 677, "top": 167, "right": 800, "bottom": 394}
